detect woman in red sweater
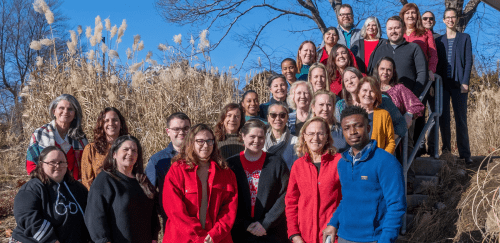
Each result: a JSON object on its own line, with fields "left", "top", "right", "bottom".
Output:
{"left": 163, "top": 124, "right": 238, "bottom": 243}
{"left": 351, "top": 16, "right": 385, "bottom": 73}
{"left": 285, "top": 116, "right": 342, "bottom": 243}
{"left": 400, "top": 3, "right": 438, "bottom": 81}
{"left": 325, "top": 44, "right": 359, "bottom": 97}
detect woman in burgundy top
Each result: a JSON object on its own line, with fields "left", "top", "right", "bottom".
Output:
{"left": 317, "top": 27, "right": 340, "bottom": 65}
{"left": 373, "top": 57, "right": 425, "bottom": 127}
{"left": 351, "top": 17, "right": 385, "bottom": 73}
{"left": 325, "top": 44, "right": 359, "bottom": 97}
{"left": 400, "top": 3, "right": 438, "bottom": 81}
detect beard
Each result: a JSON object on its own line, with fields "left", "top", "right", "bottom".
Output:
{"left": 341, "top": 22, "right": 354, "bottom": 30}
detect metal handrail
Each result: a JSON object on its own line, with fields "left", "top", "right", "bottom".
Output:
{"left": 401, "top": 74, "right": 443, "bottom": 234}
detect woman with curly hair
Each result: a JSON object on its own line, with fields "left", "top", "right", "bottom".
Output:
{"left": 214, "top": 103, "right": 245, "bottom": 159}
{"left": 81, "top": 107, "right": 129, "bottom": 189}
{"left": 285, "top": 117, "right": 342, "bottom": 243}
{"left": 163, "top": 124, "right": 238, "bottom": 243}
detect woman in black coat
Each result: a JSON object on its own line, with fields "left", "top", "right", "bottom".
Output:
{"left": 226, "top": 119, "right": 290, "bottom": 243}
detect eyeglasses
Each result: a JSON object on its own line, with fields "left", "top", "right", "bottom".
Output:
{"left": 444, "top": 16, "right": 457, "bottom": 20}
{"left": 269, "top": 112, "right": 287, "bottom": 119}
{"left": 304, "top": 132, "right": 326, "bottom": 138}
{"left": 195, "top": 139, "right": 215, "bottom": 146}
{"left": 338, "top": 13, "right": 353, "bottom": 17}
{"left": 169, "top": 126, "right": 190, "bottom": 133}
{"left": 422, "top": 17, "right": 434, "bottom": 21}
{"left": 41, "top": 161, "right": 68, "bottom": 167}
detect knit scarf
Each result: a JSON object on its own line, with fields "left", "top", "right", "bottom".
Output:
{"left": 264, "top": 127, "right": 292, "bottom": 156}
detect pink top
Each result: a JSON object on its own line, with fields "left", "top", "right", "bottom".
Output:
{"left": 404, "top": 29, "right": 438, "bottom": 73}
{"left": 385, "top": 83, "right": 425, "bottom": 118}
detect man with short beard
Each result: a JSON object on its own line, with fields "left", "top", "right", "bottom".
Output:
{"left": 322, "top": 106, "right": 406, "bottom": 243}
{"left": 368, "top": 16, "right": 428, "bottom": 97}
{"left": 145, "top": 112, "right": 191, "bottom": 231}
{"left": 335, "top": 4, "right": 362, "bottom": 48}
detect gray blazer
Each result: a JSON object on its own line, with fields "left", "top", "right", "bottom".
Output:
{"left": 336, "top": 25, "right": 362, "bottom": 48}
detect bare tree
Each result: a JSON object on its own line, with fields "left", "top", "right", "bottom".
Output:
{"left": 155, "top": 0, "right": 487, "bottom": 72}
{"left": 0, "top": 0, "right": 67, "bottom": 130}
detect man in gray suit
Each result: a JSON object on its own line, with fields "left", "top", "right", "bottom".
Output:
{"left": 336, "top": 4, "right": 362, "bottom": 48}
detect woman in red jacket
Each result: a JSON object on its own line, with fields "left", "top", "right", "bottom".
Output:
{"left": 285, "top": 116, "right": 342, "bottom": 243}
{"left": 163, "top": 124, "right": 238, "bottom": 243}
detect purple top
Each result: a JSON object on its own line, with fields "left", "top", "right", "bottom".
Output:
{"left": 385, "top": 84, "right": 425, "bottom": 118}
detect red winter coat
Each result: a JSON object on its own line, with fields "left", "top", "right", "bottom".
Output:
{"left": 163, "top": 160, "right": 238, "bottom": 243}
{"left": 285, "top": 152, "right": 342, "bottom": 243}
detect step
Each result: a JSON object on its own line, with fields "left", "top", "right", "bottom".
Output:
{"left": 410, "top": 157, "right": 445, "bottom": 176}
{"left": 413, "top": 175, "right": 439, "bottom": 194}
{"left": 407, "top": 194, "right": 428, "bottom": 208}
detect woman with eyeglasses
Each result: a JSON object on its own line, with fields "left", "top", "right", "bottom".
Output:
{"left": 285, "top": 117, "right": 342, "bottom": 243}
{"left": 240, "top": 90, "right": 267, "bottom": 123}
{"left": 214, "top": 103, "right": 245, "bottom": 160}
{"left": 26, "top": 94, "right": 88, "bottom": 180}
{"left": 264, "top": 103, "right": 298, "bottom": 169}
{"left": 81, "top": 107, "right": 129, "bottom": 190}
{"left": 163, "top": 124, "right": 238, "bottom": 243}
{"left": 287, "top": 81, "right": 314, "bottom": 136}
{"left": 227, "top": 119, "right": 290, "bottom": 243}
{"left": 12, "top": 146, "right": 90, "bottom": 243}
{"left": 85, "top": 135, "right": 160, "bottom": 243}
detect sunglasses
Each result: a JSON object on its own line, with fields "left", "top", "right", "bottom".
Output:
{"left": 422, "top": 17, "right": 434, "bottom": 21}
{"left": 269, "top": 112, "right": 287, "bottom": 119}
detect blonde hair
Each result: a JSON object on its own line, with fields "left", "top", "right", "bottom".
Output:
{"left": 295, "top": 116, "right": 337, "bottom": 157}
{"left": 310, "top": 90, "right": 337, "bottom": 125}
{"left": 308, "top": 62, "right": 330, "bottom": 92}
{"left": 287, "top": 81, "right": 313, "bottom": 110}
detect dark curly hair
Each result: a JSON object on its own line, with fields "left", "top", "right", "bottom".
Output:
{"left": 172, "top": 124, "right": 227, "bottom": 169}
{"left": 213, "top": 103, "right": 244, "bottom": 141}
{"left": 340, "top": 105, "right": 369, "bottom": 124}
{"left": 93, "top": 107, "right": 129, "bottom": 155}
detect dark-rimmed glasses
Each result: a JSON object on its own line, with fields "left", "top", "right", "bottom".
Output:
{"left": 41, "top": 161, "right": 68, "bottom": 168}
{"left": 169, "top": 126, "right": 190, "bottom": 133}
{"left": 195, "top": 139, "right": 215, "bottom": 146}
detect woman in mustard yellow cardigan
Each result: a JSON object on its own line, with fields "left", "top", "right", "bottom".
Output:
{"left": 355, "top": 76, "right": 396, "bottom": 154}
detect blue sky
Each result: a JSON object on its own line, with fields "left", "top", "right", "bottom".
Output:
{"left": 59, "top": 0, "right": 498, "bottom": 79}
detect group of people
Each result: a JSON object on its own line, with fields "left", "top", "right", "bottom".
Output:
{"left": 11, "top": 3, "right": 472, "bottom": 243}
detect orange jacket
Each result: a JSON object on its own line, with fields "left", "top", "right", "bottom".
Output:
{"left": 285, "top": 152, "right": 342, "bottom": 243}
{"left": 371, "top": 108, "right": 396, "bottom": 154}
{"left": 163, "top": 160, "right": 238, "bottom": 243}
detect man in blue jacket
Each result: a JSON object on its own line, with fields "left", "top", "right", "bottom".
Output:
{"left": 322, "top": 106, "right": 406, "bottom": 243}
{"left": 433, "top": 8, "right": 473, "bottom": 164}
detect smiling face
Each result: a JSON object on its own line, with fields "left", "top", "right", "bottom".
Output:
{"left": 41, "top": 150, "right": 67, "bottom": 183}
{"left": 103, "top": 111, "right": 121, "bottom": 141}
{"left": 387, "top": 20, "right": 404, "bottom": 44}
{"left": 53, "top": 100, "right": 75, "bottom": 126}
{"left": 422, "top": 12, "right": 435, "bottom": 29}
{"left": 312, "top": 94, "right": 334, "bottom": 123}
{"left": 443, "top": 10, "right": 458, "bottom": 30}
{"left": 366, "top": 21, "right": 378, "bottom": 37}
{"left": 294, "top": 83, "right": 311, "bottom": 110}
{"left": 335, "top": 47, "right": 349, "bottom": 69}
{"left": 113, "top": 140, "right": 138, "bottom": 174}
{"left": 310, "top": 67, "right": 327, "bottom": 92}
{"left": 224, "top": 108, "right": 242, "bottom": 134}
{"left": 404, "top": 8, "right": 418, "bottom": 27}
{"left": 242, "top": 127, "right": 265, "bottom": 154}
{"left": 299, "top": 43, "right": 315, "bottom": 65}
{"left": 270, "top": 77, "right": 287, "bottom": 101}
{"left": 193, "top": 130, "right": 214, "bottom": 160}
{"left": 242, "top": 92, "right": 259, "bottom": 116}
{"left": 304, "top": 121, "right": 327, "bottom": 154}
{"left": 378, "top": 60, "right": 394, "bottom": 85}
{"left": 268, "top": 105, "right": 288, "bottom": 132}
{"left": 358, "top": 82, "right": 376, "bottom": 106}
{"left": 343, "top": 71, "right": 360, "bottom": 94}
{"left": 281, "top": 60, "right": 297, "bottom": 82}
{"left": 337, "top": 7, "right": 354, "bottom": 30}
{"left": 341, "top": 114, "right": 370, "bottom": 150}
{"left": 323, "top": 29, "right": 339, "bottom": 46}
{"left": 167, "top": 118, "right": 191, "bottom": 150}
